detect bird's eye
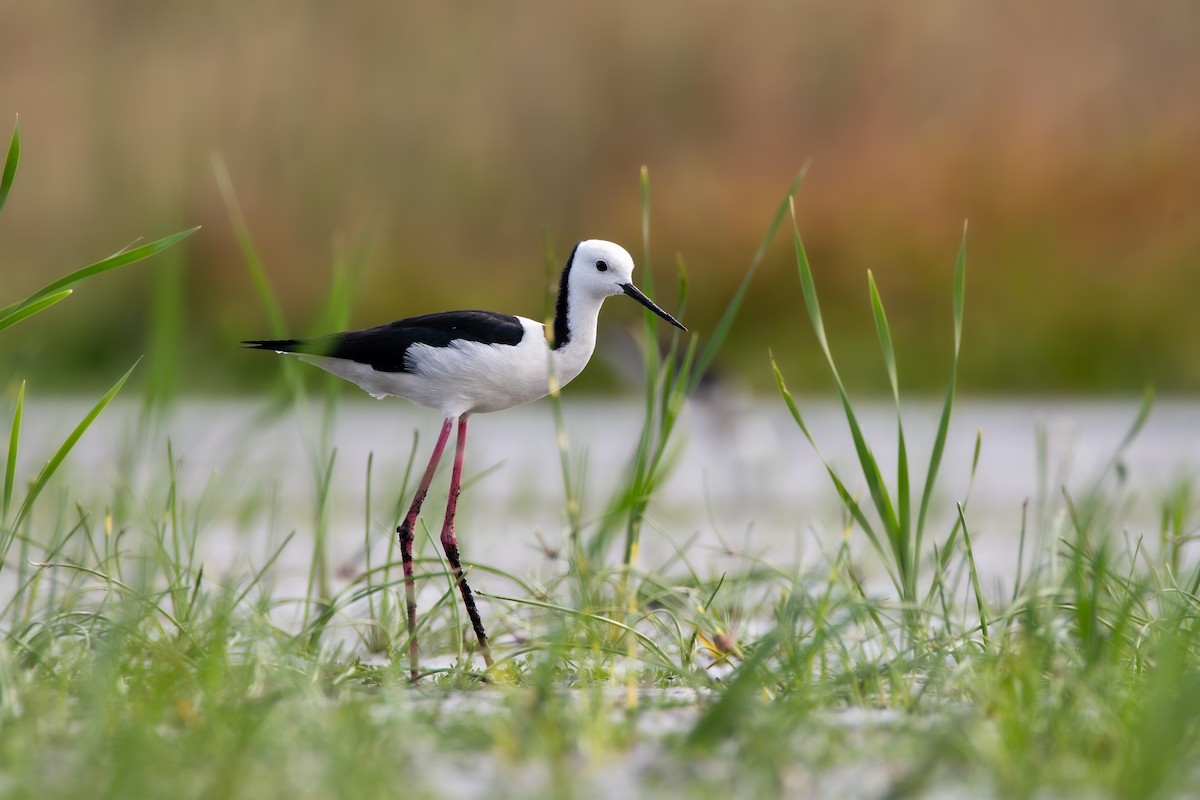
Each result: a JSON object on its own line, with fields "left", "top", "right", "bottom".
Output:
{"left": 596, "top": 260, "right": 608, "bottom": 272}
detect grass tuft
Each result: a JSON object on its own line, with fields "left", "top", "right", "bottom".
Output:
{"left": 772, "top": 208, "right": 971, "bottom": 646}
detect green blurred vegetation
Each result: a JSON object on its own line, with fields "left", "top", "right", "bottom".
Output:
{"left": 3, "top": 1, "right": 1199, "bottom": 394}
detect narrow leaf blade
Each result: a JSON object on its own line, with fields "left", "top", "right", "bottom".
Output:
{"left": 0, "top": 228, "right": 199, "bottom": 326}
{"left": 0, "top": 117, "right": 18, "bottom": 217}
{"left": 916, "top": 225, "right": 968, "bottom": 552}
{"left": 868, "top": 271, "right": 900, "bottom": 404}
{"left": 690, "top": 168, "right": 807, "bottom": 389}
{"left": 0, "top": 289, "right": 73, "bottom": 333}
{"left": 214, "top": 155, "right": 286, "bottom": 338}
{"left": 12, "top": 360, "right": 140, "bottom": 532}
{"left": 3, "top": 380, "right": 24, "bottom": 520}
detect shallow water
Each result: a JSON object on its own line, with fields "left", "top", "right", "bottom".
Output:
{"left": 13, "top": 393, "right": 1199, "bottom": 595}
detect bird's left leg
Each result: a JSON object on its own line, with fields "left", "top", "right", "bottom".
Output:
{"left": 440, "top": 415, "right": 494, "bottom": 668}
{"left": 396, "top": 416, "right": 454, "bottom": 681}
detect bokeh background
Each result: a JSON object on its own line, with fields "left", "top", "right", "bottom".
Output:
{"left": 3, "top": 1, "right": 1198, "bottom": 395}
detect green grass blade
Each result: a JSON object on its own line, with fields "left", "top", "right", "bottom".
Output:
{"left": 915, "top": 222, "right": 968, "bottom": 554}
{"left": 958, "top": 503, "right": 988, "bottom": 647}
{"left": 541, "top": 236, "right": 584, "bottom": 548}
{"left": 10, "top": 360, "right": 140, "bottom": 533}
{"left": 0, "top": 117, "right": 18, "bottom": 217}
{"left": 896, "top": 424, "right": 911, "bottom": 590}
{"left": 690, "top": 167, "right": 806, "bottom": 390}
{"left": 868, "top": 271, "right": 900, "bottom": 405}
{"left": 0, "top": 290, "right": 73, "bottom": 334}
{"left": 234, "top": 531, "right": 296, "bottom": 608}
{"left": 953, "top": 222, "right": 967, "bottom": 353}
{"left": 622, "top": 167, "right": 662, "bottom": 569}
{"left": 639, "top": 165, "right": 655, "bottom": 298}
{"left": 837, "top": 394, "right": 900, "bottom": 543}
{"left": 0, "top": 229, "right": 200, "bottom": 327}
{"left": 213, "top": 155, "right": 287, "bottom": 339}
{"left": 869, "top": 270, "right": 912, "bottom": 587}
{"left": 674, "top": 252, "right": 689, "bottom": 327}
{"left": 3, "top": 380, "right": 24, "bottom": 521}
{"left": 1107, "top": 385, "right": 1154, "bottom": 470}
{"left": 311, "top": 236, "right": 367, "bottom": 338}
{"left": 215, "top": 155, "right": 313, "bottom": 416}
{"left": 771, "top": 356, "right": 900, "bottom": 592}
{"left": 791, "top": 198, "right": 833, "bottom": 364}
{"left": 790, "top": 206, "right": 900, "bottom": 545}
{"left": 143, "top": 249, "right": 186, "bottom": 413}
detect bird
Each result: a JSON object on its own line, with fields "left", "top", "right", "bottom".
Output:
{"left": 243, "top": 239, "right": 686, "bottom": 679}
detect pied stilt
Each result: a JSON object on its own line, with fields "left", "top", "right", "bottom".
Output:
{"left": 243, "top": 239, "right": 686, "bottom": 679}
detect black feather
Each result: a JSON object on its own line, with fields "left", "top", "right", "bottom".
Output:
{"left": 551, "top": 242, "right": 580, "bottom": 351}
{"left": 242, "top": 310, "right": 526, "bottom": 373}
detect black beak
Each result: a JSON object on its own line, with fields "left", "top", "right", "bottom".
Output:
{"left": 620, "top": 283, "right": 687, "bottom": 331}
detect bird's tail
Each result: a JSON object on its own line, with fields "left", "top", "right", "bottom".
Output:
{"left": 241, "top": 338, "right": 304, "bottom": 352}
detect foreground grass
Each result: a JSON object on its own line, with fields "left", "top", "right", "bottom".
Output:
{"left": 1, "top": 400, "right": 1197, "bottom": 800}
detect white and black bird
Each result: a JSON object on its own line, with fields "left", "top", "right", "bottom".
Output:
{"left": 243, "top": 239, "right": 686, "bottom": 678}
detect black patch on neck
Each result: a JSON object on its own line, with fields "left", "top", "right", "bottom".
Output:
{"left": 551, "top": 242, "right": 580, "bottom": 350}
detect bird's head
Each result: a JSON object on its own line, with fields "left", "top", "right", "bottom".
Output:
{"left": 569, "top": 239, "right": 687, "bottom": 331}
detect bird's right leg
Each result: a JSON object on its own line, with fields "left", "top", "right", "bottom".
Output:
{"left": 396, "top": 416, "right": 454, "bottom": 682}
{"left": 439, "top": 415, "right": 493, "bottom": 669}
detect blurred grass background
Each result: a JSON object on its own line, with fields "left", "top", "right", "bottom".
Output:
{"left": 2, "top": 1, "right": 1198, "bottom": 395}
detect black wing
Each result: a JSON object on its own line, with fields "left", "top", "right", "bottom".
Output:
{"left": 242, "top": 310, "right": 527, "bottom": 373}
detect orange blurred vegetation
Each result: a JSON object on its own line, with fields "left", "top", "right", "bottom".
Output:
{"left": 2, "top": 1, "right": 1198, "bottom": 392}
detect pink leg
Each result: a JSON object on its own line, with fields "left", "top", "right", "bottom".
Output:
{"left": 396, "top": 416, "right": 454, "bottom": 681}
{"left": 441, "top": 415, "right": 493, "bottom": 668}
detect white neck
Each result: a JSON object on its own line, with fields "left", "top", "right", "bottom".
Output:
{"left": 547, "top": 264, "right": 606, "bottom": 388}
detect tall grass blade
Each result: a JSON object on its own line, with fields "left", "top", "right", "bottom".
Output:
{"left": 620, "top": 166, "right": 663, "bottom": 572}
{"left": 3, "top": 380, "right": 24, "bottom": 521}
{"left": 233, "top": 531, "right": 296, "bottom": 608}
{"left": 690, "top": 167, "right": 806, "bottom": 389}
{"left": 541, "top": 235, "right": 583, "bottom": 545}
{"left": 10, "top": 360, "right": 140, "bottom": 534}
{"left": 868, "top": 271, "right": 900, "bottom": 402}
{"left": 0, "top": 117, "right": 18, "bottom": 217}
{"left": 0, "top": 290, "right": 72, "bottom": 334}
{"left": 1102, "top": 385, "right": 1154, "bottom": 479}
{"left": 215, "top": 155, "right": 309, "bottom": 410}
{"left": 0, "top": 229, "right": 199, "bottom": 329}
{"left": 213, "top": 155, "right": 286, "bottom": 339}
{"left": 639, "top": 165, "right": 656, "bottom": 299}
{"left": 771, "top": 356, "right": 899, "bottom": 592}
{"left": 789, "top": 202, "right": 900, "bottom": 548}
{"left": 144, "top": 249, "right": 186, "bottom": 413}
{"left": 914, "top": 222, "right": 968, "bottom": 558}
{"left": 957, "top": 503, "right": 988, "bottom": 647}
{"left": 1011, "top": 500, "right": 1029, "bottom": 603}
{"left": 304, "top": 448, "right": 338, "bottom": 628}
{"left": 591, "top": 169, "right": 807, "bottom": 569}
{"left": 869, "top": 270, "right": 912, "bottom": 591}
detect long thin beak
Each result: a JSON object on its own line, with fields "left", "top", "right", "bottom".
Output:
{"left": 620, "top": 283, "right": 687, "bottom": 331}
